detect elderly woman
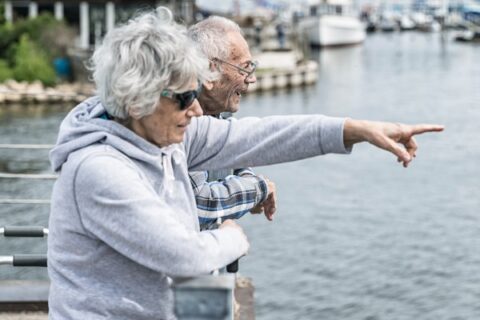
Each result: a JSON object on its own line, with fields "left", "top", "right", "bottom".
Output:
{"left": 48, "top": 9, "right": 249, "bottom": 319}
{"left": 48, "top": 7, "right": 443, "bottom": 320}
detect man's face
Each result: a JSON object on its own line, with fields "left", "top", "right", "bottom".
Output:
{"left": 199, "top": 31, "right": 256, "bottom": 115}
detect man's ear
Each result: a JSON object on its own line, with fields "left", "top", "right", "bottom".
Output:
{"left": 202, "top": 80, "right": 214, "bottom": 91}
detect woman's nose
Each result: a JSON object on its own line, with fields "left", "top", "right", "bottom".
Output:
{"left": 186, "top": 99, "right": 203, "bottom": 117}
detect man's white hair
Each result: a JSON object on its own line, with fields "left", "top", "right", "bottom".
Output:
{"left": 90, "top": 8, "right": 213, "bottom": 120}
{"left": 188, "top": 16, "right": 243, "bottom": 61}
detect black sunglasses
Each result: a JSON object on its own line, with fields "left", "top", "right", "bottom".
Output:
{"left": 161, "top": 82, "right": 202, "bottom": 110}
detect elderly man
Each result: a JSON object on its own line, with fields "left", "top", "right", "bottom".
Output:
{"left": 188, "top": 16, "right": 276, "bottom": 230}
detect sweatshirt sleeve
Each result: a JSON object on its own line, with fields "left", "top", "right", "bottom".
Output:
{"left": 184, "top": 115, "right": 349, "bottom": 171}
{"left": 73, "top": 153, "right": 249, "bottom": 277}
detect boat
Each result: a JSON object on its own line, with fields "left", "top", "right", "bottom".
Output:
{"left": 299, "top": 0, "right": 366, "bottom": 47}
{"left": 454, "top": 4, "right": 480, "bottom": 43}
{"left": 411, "top": 11, "right": 441, "bottom": 32}
{"left": 399, "top": 15, "right": 416, "bottom": 30}
{"left": 379, "top": 11, "right": 398, "bottom": 32}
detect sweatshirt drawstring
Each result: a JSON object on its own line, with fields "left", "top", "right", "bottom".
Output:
{"left": 162, "top": 154, "right": 175, "bottom": 181}
{"left": 161, "top": 145, "right": 184, "bottom": 182}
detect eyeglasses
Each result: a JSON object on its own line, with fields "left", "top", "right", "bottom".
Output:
{"left": 211, "top": 58, "right": 258, "bottom": 79}
{"left": 161, "top": 82, "right": 202, "bottom": 110}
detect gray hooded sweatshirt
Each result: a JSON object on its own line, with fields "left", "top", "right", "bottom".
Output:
{"left": 48, "top": 97, "right": 349, "bottom": 319}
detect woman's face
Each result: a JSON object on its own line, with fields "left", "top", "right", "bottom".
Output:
{"left": 130, "top": 80, "right": 203, "bottom": 147}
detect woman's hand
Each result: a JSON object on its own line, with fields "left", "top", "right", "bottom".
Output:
{"left": 344, "top": 119, "right": 444, "bottom": 167}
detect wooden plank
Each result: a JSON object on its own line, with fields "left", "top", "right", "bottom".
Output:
{"left": 235, "top": 277, "right": 255, "bottom": 320}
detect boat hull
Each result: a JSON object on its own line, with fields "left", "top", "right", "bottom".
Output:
{"left": 302, "top": 15, "right": 366, "bottom": 47}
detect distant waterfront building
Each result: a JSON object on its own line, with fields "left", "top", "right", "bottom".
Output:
{"left": 3, "top": 0, "right": 196, "bottom": 49}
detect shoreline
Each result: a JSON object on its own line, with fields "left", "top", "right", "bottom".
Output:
{"left": 0, "top": 81, "right": 95, "bottom": 105}
{"left": 0, "top": 60, "right": 318, "bottom": 105}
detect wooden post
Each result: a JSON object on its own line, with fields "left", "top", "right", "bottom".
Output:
{"left": 79, "top": 2, "right": 90, "bottom": 50}
{"left": 54, "top": 2, "right": 64, "bottom": 21}
{"left": 105, "top": 2, "right": 115, "bottom": 32}
{"left": 29, "top": 2, "right": 38, "bottom": 19}
{"left": 4, "top": 1, "right": 13, "bottom": 23}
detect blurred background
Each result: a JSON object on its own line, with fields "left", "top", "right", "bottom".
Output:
{"left": 1, "top": 0, "right": 479, "bottom": 319}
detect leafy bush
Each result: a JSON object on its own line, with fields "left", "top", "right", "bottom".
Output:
{"left": 0, "top": 14, "right": 75, "bottom": 84}
{"left": 0, "top": 24, "right": 15, "bottom": 60}
{"left": 0, "top": 13, "right": 74, "bottom": 61}
{"left": 15, "top": 14, "right": 74, "bottom": 57}
{"left": 0, "top": 59, "right": 13, "bottom": 82}
{"left": 12, "top": 35, "right": 56, "bottom": 86}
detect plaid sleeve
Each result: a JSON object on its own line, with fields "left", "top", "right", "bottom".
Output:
{"left": 189, "top": 170, "right": 268, "bottom": 229}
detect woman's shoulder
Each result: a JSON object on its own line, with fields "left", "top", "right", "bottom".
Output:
{"left": 65, "top": 144, "right": 138, "bottom": 176}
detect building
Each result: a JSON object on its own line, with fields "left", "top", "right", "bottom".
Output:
{"left": 3, "top": 0, "right": 196, "bottom": 49}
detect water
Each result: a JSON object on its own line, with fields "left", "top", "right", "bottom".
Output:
{"left": 1, "top": 31, "right": 479, "bottom": 319}
{"left": 0, "top": 106, "right": 67, "bottom": 280}
{"left": 235, "top": 32, "right": 480, "bottom": 320}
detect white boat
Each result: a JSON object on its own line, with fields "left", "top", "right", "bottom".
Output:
{"left": 299, "top": 0, "right": 366, "bottom": 47}
{"left": 399, "top": 15, "right": 416, "bottom": 30}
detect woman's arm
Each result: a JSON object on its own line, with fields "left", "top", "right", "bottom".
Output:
{"left": 74, "top": 153, "right": 249, "bottom": 277}
{"left": 184, "top": 115, "right": 348, "bottom": 171}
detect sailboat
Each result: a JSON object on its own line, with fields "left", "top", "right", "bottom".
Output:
{"left": 298, "top": 0, "right": 366, "bottom": 47}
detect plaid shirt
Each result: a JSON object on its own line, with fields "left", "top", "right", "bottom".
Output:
{"left": 189, "top": 168, "right": 268, "bottom": 230}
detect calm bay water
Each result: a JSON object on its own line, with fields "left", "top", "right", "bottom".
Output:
{"left": 1, "top": 31, "right": 479, "bottom": 319}
{"left": 237, "top": 31, "right": 480, "bottom": 320}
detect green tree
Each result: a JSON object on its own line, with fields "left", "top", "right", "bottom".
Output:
{"left": 12, "top": 34, "right": 56, "bottom": 86}
{"left": 0, "top": 2, "right": 5, "bottom": 25}
{"left": 0, "top": 24, "right": 15, "bottom": 60}
{"left": 0, "top": 13, "right": 74, "bottom": 62}
{"left": 0, "top": 59, "right": 13, "bottom": 82}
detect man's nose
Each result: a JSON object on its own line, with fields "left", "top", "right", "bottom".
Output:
{"left": 245, "top": 73, "right": 257, "bottom": 84}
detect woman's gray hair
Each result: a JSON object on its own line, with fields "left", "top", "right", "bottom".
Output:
{"left": 90, "top": 7, "right": 213, "bottom": 120}
{"left": 188, "top": 16, "right": 243, "bottom": 61}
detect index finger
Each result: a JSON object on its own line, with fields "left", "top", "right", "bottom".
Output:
{"left": 410, "top": 124, "right": 445, "bottom": 135}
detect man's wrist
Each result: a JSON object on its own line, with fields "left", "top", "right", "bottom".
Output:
{"left": 255, "top": 176, "right": 269, "bottom": 204}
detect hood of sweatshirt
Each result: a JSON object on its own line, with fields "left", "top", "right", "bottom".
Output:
{"left": 50, "top": 97, "right": 183, "bottom": 175}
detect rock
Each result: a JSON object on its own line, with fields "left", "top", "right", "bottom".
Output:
{"left": 56, "top": 83, "right": 75, "bottom": 94}
{"left": 46, "top": 88, "right": 62, "bottom": 103}
{"left": 5, "top": 93, "right": 22, "bottom": 102}
{"left": 34, "top": 94, "right": 49, "bottom": 102}
{"left": 27, "top": 81, "right": 44, "bottom": 94}
{"left": 5, "top": 80, "right": 28, "bottom": 91}
{"left": 75, "top": 94, "right": 87, "bottom": 103}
